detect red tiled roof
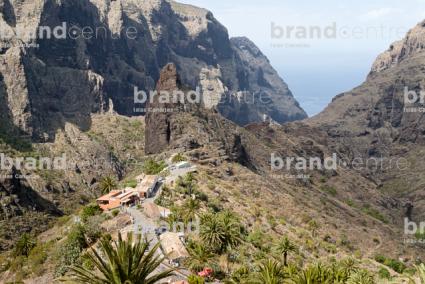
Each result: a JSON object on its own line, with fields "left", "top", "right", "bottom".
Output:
{"left": 96, "top": 190, "right": 122, "bottom": 201}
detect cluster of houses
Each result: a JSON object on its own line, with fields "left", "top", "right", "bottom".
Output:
{"left": 96, "top": 174, "right": 158, "bottom": 211}
{"left": 96, "top": 157, "right": 198, "bottom": 274}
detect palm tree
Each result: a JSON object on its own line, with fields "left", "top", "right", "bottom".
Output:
{"left": 11, "top": 233, "right": 36, "bottom": 258}
{"left": 200, "top": 217, "right": 243, "bottom": 273}
{"left": 331, "top": 265, "right": 349, "bottom": 283}
{"left": 99, "top": 175, "right": 117, "bottom": 195}
{"left": 219, "top": 208, "right": 238, "bottom": 221}
{"left": 198, "top": 212, "right": 215, "bottom": 226}
{"left": 339, "top": 256, "right": 357, "bottom": 274}
{"left": 181, "top": 198, "right": 201, "bottom": 223}
{"left": 272, "top": 236, "right": 298, "bottom": 266}
{"left": 247, "top": 259, "right": 287, "bottom": 284}
{"left": 221, "top": 218, "right": 243, "bottom": 273}
{"left": 185, "top": 172, "right": 195, "bottom": 184}
{"left": 172, "top": 153, "right": 186, "bottom": 163}
{"left": 164, "top": 214, "right": 183, "bottom": 231}
{"left": 185, "top": 172, "right": 196, "bottom": 196}
{"left": 223, "top": 267, "right": 251, "bottom": 284}
{"left": 184, "top": 242, "right": 218, "bottom": 273}
{"left": 284, "top": 263, "right": 299, "bottom": 278}
{"left": 57, "top": 232, "right": 177, "bottom": 283}
{"left": 308, "top": 220, "right": 319, "bottom": 237}
{"left": 289, "top": 267, "right": 319, "bottom": 284}
{"left": 313, "top": 261, "right": 333, "bottom": 283}
{"left": 346, "top": 268, "right": 374, "bottom": 284}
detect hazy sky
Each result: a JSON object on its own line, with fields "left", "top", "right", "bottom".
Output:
{"left": 175, "top": 0, "right": 425, "bottom": 117}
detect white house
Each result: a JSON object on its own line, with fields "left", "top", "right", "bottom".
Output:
{"left": 170, "top": 161, "right": 191, "bottom": 170}
{"left": 128, "top": 175, "right": 158, "bottom": 198}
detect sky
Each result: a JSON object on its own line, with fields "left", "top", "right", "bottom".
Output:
{"left": 175, "top": 0, "right": 425, "bottom": 117}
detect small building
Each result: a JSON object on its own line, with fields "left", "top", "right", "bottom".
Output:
{"left": 130, "top": 175, "right": 158, "bottom": 198}
{"left": 399, "top": 255, "right": 408, "bottom": 263}
{"left": 157, "top": 205, "right": 172, "bottom": 217}
{"left": 171, "top": 161, "right": 191, "bottom": 170}
{"left": 159, "top": 233, "right": 189, "bottom": 263}
{"left": 97, "top": 190, "right": 136, "bottom": 211}
{"left": 142, "top": 202, "right": 162, "bottom": 219}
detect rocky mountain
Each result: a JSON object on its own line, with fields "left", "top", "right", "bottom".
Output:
{"left": 305, "top": 19, "right": 425, "bottom": 224}
{"left": 0, "top": 0, "right": 306, "bottom": 145}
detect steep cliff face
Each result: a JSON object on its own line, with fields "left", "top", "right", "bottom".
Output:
{"left": 145, "top": 62, "right": 248, "bottom": 160}
{"left": 228, "top": 37, "right": 307, "bottom": 125}
{"left": 0, "top": 0, "right": 306, "bottom": 143}
{"left": 305, "top": 19, "right": 425, "bottom": 222}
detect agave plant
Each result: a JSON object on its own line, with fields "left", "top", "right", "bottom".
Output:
{"left": 56, "top": 232, "right": 177, "bottom": 284}
{"left": 289, "top": 267, "right": 320, "bottom": 284}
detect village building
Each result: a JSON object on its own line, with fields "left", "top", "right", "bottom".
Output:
{"left": 141, "top": 202, "right": 162, "bottom": 219}
{"left": 399, "top": 255, "right": 408, "bottom": 263}
{"left": 129, "top": 175, "right": 158, "bottom": 198}
{"left": 157, "top": 204, "right": 172, "bottom": 217}
{"left": 159, "top": 233, "right": 189, "bottom": 263}
{"left": 170, "top": 161, "right": 191, "bottom": 170}
{"left": 96, "top": 190, "right": 137, "bottom": 211}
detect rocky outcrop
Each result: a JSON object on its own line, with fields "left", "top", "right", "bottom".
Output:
{"left": 145, "top": 63, "right": 248, "bottom": 159}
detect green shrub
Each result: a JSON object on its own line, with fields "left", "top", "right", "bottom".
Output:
{"left": 378, "top": 267, "right": 390, "bottom": 279}
{"left": 67, "top": 225, "right": 87, "bottom": 249}
{"left": 319, "top": 185, "right": 336, "bottom": 196}
{"left": 329, "top": 256, "right": 336, "bottom": 262}
{"left": 123, "top": 180, "right": 137, "bottom": 188}
{"left": 81, "top": 204, "right": 101, "bottom": 222}
{"left": 300, "top": 213, "right": 312, "bottom": 223}
{"left": 346, "top": 200, "right": 354, "bottom": 207}
{"left": 354, "top": 250, "right": 362, "bottom": 259}
{"left": 187, "top": 275, "right": 206, "bottom": 284}
{"left": 248, "top": 232, "right": 263, "bottom": 248}
{"left": 308, "top": 177, "right": 314, "bottom": 184}
{"left": 207, "top": 184, "right": 215, "bottom": 190}
{"left": 319, "top": 177, "right": 326, "bottom": 183}
{"left": 362, "top": 228, "right": 367, "bottom": 232}
{"left": 375, "top": 254, "right": 385, "bottom": 263}
{"left": 111, "top": 209, "right": 120, "bottom": 217}
{"left": 267, "top": 219, "right": 276, "bottom": 230}
{"left": 389, "top": 259, "right": 405, "bottom": 273}
{"left": 54, "top": 243, "right": 82, "bottom": 277}
{"left": 373, "top": 238, "right": 379, "bottom": 243}
{"left": 56, "top": 216, "right": 71, "bottom": 227}
{"left": 144, "top": 157, "right": 168, "bottom": 175}
{"left": 361, "top": 209, "right": 389, "bottom": 223}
